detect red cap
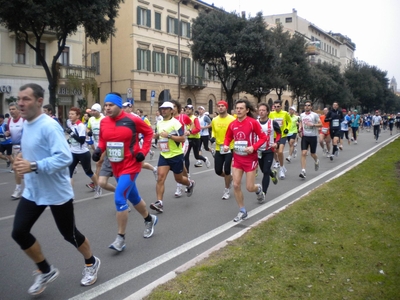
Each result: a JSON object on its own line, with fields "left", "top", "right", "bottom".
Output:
{"left": 375, "top": 110, "right": 379, "bottom": 113}
{"left": 342, "top": 109, "right": 347, "bottom": 112}
{"left": 217, "top": 100, "right": 228, "bottom": 109}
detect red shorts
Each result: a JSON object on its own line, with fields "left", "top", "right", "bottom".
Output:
{"left": 232, "top": 154, "right": 258, "bottom": 172}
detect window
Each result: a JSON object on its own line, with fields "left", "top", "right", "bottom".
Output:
{"left": 137, "top": 7, "right": 151, "bottom": 27}
{"left": 137, "top": 48, "right": 151, "bottom": 71}
{"left": 60, "top": 46, "right": 69, "bottom": 66}
{"left": 181, "top": 57, "right": 191, "bottom": 83}
{"left": 285, "top": 17, "right": 292, "bottom": 23}
{"left": 15, "top": 39, "right": 26, "bottom": 64}
{"left": 36, "top": 43, "right": 46, "bottom": 66}
{"left": 167, "top": 16, "right": 178, "bottom": 34}
{"left": 180, "top": 21, "right": 190, "bottom": 38}
{"left": 152, "top": 51, "right": 165, "bottom": 73}
{"left": 140, "top": 89, "right": 147, "bottom": 101}
{"left": 167, "top": 54, "right": 178, "bottom": 75}
{"left": 92, "top": 52, "right": 100, "bottom": 75}
{"left": 155, "top": 12, "right": 161, "bottom": 30}
{"left": 275, "top": 18, "right": 280, "bottom": 24}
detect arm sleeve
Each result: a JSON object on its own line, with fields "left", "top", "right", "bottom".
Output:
{"left": 191, "top": 117, "right": 201, "bottom": 134}
{"left": 97, "top": 119, "right": 105, "bottom": 152}
{"left": 252, "top": 121, "right": 268, "bottom": 151}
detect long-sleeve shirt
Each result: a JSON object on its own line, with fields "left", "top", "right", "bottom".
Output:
{"left": 98, "top": 111, "right": 153, "bottom": 177}
{"left": 21, "top": 114, "right": 74, "bottom": 205}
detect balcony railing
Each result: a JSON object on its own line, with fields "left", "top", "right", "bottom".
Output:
{"left": 9, "top": 26, "right": 58, "bottom": 41}
{"left": 180, "top": 76, "right": 207, "bottom": 89}
{"left": 306, "top": 45, "right": 320, "bottom": 56}
{"left": 59, "top": 64, "right": 96, "bottom": 79}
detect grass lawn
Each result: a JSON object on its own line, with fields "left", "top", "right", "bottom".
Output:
{"left": 146, "top": 138, "right": 400, "bottom": 300}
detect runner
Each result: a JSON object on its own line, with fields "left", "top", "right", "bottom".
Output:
{"left": 196, "top": 106, "right": 212, "bottom": 167}
{"left": 223, "top": 99, "right": 268, "bottom": 222}
{"left": 211, "top": 100, "right": 235, "bottom": 200}
{"left": 12, "top": 83, "right": 100, "bottom": 295}
{"left": 149, "top": 101, "right": 195, "bottom": 213}
{"left": 388, "top": 113, "right": 395, "bottom": 135}
{"left": 339, "top": 109, "right": 351, "bottom": 149}
{"left": 0, "top": 114, "right": 12, "bottom": 169}
{"left": 298, "top": 100, "right": 321, "bottom": 179}
{"left": 350, "top": 109, "right": 361, "bottom": 144}
{"left": 257, "top": 103, "right": 281, "bottom": 199}
{"left": 324, "top": 102, "right": 343, "bottom": 161}
{"left": 286, "top": 106, "right": 299, "bottom": 163}
{"left": 319, "top": 108, "right": 331, "bottom": 157}
{"left": 93, "top": 93, "right": 157, "bottom": 251}
{"left": 372, "top": 110, "right": 382, "bottom": 142}
{"left": 269, "top": 100, "right": 291, "bottom": 179}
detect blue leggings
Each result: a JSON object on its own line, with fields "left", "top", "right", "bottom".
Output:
{"left": 115, "top": 173, "right": 141, "bottom": 211}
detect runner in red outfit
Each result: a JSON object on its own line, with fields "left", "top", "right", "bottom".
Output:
{"left": 223, "top": 99, "right": 268, "bottom": 222}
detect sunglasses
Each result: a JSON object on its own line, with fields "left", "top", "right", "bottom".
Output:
{"left": 305, "top": 104, "right": 311, "bottom": 106}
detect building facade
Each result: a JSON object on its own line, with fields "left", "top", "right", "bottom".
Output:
{"left": 86, "top": 0, "right": 227, "bottom": 118}
{"left": 0, "top": 24, "right": 94, "bottom": 124}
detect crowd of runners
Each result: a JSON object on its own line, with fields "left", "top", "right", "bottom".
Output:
{"left": 1, "top": 83, "right": 400, "bottom": 296}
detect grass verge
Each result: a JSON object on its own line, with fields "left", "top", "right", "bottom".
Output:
{"left": 146, "top": 138, "right": 400, "bottom": 300}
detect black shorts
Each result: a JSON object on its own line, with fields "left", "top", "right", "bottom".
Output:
{"left": 330, "top": 128, "right": 341, "bottom": 139}
{"left": 287, "top": 133, "right": 297, "bottom": 140}
{"left": 301, "top": 136, "right": 318, "bottom": 154}
{"left": 158, "top": 153, "right": 184, "bottom": 174}
{"left": 278, "top": 137, "right": 287, "bottom": 146}
{"left": 0, "top": 143, "right": 12, "bottom": 155}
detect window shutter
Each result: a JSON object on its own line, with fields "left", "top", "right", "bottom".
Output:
{"left": 137, "top": 7, "right": 141, "bottom": 25}
{"left": 167, "top": 16, "right": 170, "bottom": 33}
{"left": 179, "top": 21, "right": 182, "bottom": 36}
{"left": 187, "top": 59, "right": 191, "bottom": 83}
{"left": 166, "top": 54, "right": 170, "bottom": 73}
{"left": 174, "top": 18, "right": 178, "bottom": 35}
{"left": 174, "top": 56, "right": 178, "bottom": 75}
{"left": 146, "top": 9, "right": 151, "bottom": 27}
{"left": 137, "top": 48, "right": 141, "bottom": 70}
{"left": 187, "top": 23, "right": 191, "bottom": 38}
{"left": 161, "top": 53, "right": 165, "bottom": 73}
{"left": 155, "top": 13, "right": 161, "bottom": 30}
{"left": 181, "top": 57, "right": 185, "bottom": 77}
{"left": 147, "top": 50, "right": 151, "bottom": 71}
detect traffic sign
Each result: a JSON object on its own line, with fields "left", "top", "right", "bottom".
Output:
{"left": 150, "top": 90, "right": 156, "bottom": 107}
{"left": 127, "top": 88, "right": 133, "bottom": 98}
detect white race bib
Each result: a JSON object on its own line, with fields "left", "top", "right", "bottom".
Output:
{"left": 234, "top": 141, "right": 248, "bottom": 156}
{"left": 106, "top": 142, "right": 124, "bottom": 162}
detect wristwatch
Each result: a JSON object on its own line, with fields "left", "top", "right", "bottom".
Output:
{"left": 30, "top": 161, "right": 38, "bottom": 172}
{"left": 167, "top": 133, "right": 172, "bottom": 139}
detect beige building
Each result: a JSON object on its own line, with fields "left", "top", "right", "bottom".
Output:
{"left": 86, "top": 0, "right": 226, "bottom": 118}
{"left": 0, "top": 24, "right": 94, "bottom": 124}
{"left": 263, "top": 9, "right": 356, "bottom": 72}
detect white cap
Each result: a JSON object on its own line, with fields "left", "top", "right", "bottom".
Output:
{"left": 122, "top": 102, "right": 132, "bottom": 107}
{"left": 159, "top": 101, "right": 174, "bottom": 109}
{"left": 289, "top": 106, "right": 296, "bottom": 110}
{"left": 91, "top": 103, "right": 102, "bottom": 112}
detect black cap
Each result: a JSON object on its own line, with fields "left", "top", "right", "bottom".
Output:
{"left": 0, "top": 114, "right": 4, "bottom": 119}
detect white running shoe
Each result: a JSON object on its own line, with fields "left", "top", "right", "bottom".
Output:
{"left": 273, "top": 161, "right": 280, "bottom": 169}
{"left": 11, "top": 188, "right": 22, "bottom": 200}
{"left": 150, "top": 150, "right": 154, "bottom": 160}
{"left": 28, "top": 265, "right": 59, "bottom": 295}
{"left": 286, "top": 156, "right": 291, "bottom": 163}
{"left": 221, "top": 188, "right": 230, "bottom": 200}
{"left": 293, "top": 148, "right": 297, "bottom": 158}
{"left": 279, "top": 168, "right": 285, "bottom": 180}
{"left": 94, "top": 186, "right": 102, "bottom": 199}
{"left": 205, "top": 157, "right": 211, "bottom": 168}
{"left": 153, "top": 167, "right": 158, "bottom": 181}
{"left": 81, "top": 256, "right": 101, "bottom": 286}
{"left": 174, "top": 186, "right": 183, "bottom": 198}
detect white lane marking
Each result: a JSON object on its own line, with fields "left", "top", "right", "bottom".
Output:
{"left": 69, "top": 135, "right": 398, "bottom": 300}
{"left": 0, "top": 182, "right": 9, "bottom": 185}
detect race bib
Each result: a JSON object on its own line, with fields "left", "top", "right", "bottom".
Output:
{"left": 332, "top": 119, "right": 339, "bottom": 127}
{"left": 219, "top": 144, "right": 231, "bottom": 155}
{"left": 321, "top": 128, "right": 328, "bottom": 134}
{"left": 106, "top": 142, "right": 124, "bottom": 162}
{"left": 159, "top": 138, "right": 170, "bottom": 152}
{"left": 234, "top": 141, "right": 248, "bottom": 156}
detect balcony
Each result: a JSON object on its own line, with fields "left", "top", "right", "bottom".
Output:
{"left": 180, "top": 76, "right": 207, "bottom": 89}
{"left": 9, "top": 26, "right": 58, "bottom": 41}
{"left": 59, "top": 64, "right": 96, "bottom": 80}
{"left": 306, "top": 45, "right": 320, "bottom": 56}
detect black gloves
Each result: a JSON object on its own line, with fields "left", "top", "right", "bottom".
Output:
{"left": 65, "top": 127, "right": 72, "bottom": 134}
{"left": 210, "top": 137, "right": 216, "bottom": 144}
{"left": 92, "top": 148, "right": 102, "bottom": 162}
{"left": 283, "top": 129, "right": 289, "bottom": 134}
{"left": 135, "top": 152, "right": 145, "bottom": 162}
{"left": 87, "top": 130, "right": 93, "bottom": 137}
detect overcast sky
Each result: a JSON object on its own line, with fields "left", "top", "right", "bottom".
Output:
{"left": 204, "top": 0, "right": 400, "bottom": 90}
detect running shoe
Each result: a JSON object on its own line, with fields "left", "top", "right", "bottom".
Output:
{"left": 109, "top": 235, "right": 126, "bottom": 252}
{"left": 150, "top": 150, "right": 154, "bottom": 160}
{"left": 81, "top": 256, "right": 101, "bottom": 286}
{"left": 273, "top": 161, "right": 280, "bottom": 169}
{"left": 270, "top": 170, "right": 278, "bottom": 185}
{"left": 153, "top": 167, "right": 158, "bottom": 182}
{"left": 86, "top": 182, "right": 95, "bottom": 191}
{"left": 194, "top": 160, "right": 202, "bottom": 167}
{"left": 11, "top": 188, "right": 22, "bottom": 200}
{"left": 150, "top": 201, "right": 164, "bottom": 213}
{"left": 186, "top": 180, "right": 195, "bottom": 197}
{"left": 6, "top": 159, "right": 11, "bottom": 168}
{"left": 279, "top": 168, "right": 285, "bottom": 180}
{"left": 10, "top": 168, "right": 14, "bottom": 173}
{"left": 211, "top": 149, "right": 215, "bottom": 158}
{"left": 233, "top": 210, "right": 248, "bottom": 222}
{"left": 334, "top": 150, "right": 339, "bottom": 157}
{"left": 94, "top": 186, "right": 102, "bottom": 199}
{"left": 354, "top": 140, "right": 357, "bottom": 144}
{"left": 174, "top": 186, "right": 182, "bottom": 198}
{"left": 315, "top": 159, "right": 320, "bottom": 171}
{"left": 330, "top": 155, "right": 334, "bottom": 161}
{"left": 293, "top": 148, "right": 297, "bottom": 158}
{"left": 143, "top": 214, "right": 158, "bottom": 238}
{"left": 205, "top": 157, "right": 211, "bottom": 168}
{"left": 299, "top": 170, "right": 306, "bottom": 179}
{"left": 326, "top": 153, "right": 331, "bottom": 158}
{"left": 222, "top": 188, "right": 230, "bottom": 200}
{"left": 28, "top": 265, "right": 59, "bottom": 295}
{"left": 256, "top": 184, "right": 266, "bottom": 203}
{"left": 286, "top": 156, "right": 291, "bottom": 163}
{"left": 152, "top": 144, "right": 157, "bottom": 149}
{"left": 339, "top": 145, "right": 343, "bottom": 151}
{"left": 73, "top": 167, "right": 78, "bottom": 174}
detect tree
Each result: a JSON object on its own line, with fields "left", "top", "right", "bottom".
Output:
{"left": 0, "top": 0, "right": 123, "bottom": 108}
{"left": 191, "top": 11, "right": 276, "bottom": 110}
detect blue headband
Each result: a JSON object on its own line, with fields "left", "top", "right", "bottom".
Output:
{"left": 104, "top": 94, "right": 122, "bottom": 108}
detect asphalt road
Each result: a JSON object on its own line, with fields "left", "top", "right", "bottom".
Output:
{"left": 0, "top": 128, "right": 398, "bottom": 300}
